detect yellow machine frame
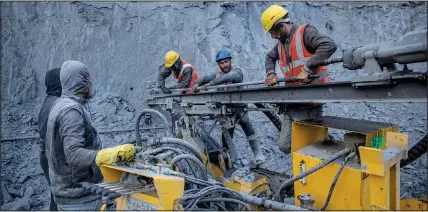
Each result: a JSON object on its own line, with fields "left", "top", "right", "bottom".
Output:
{"left": 290, "top": 116, "right": 427, "bottom": 210}
{"left": 100, "top": 165, "right": 185, "bottom": 210}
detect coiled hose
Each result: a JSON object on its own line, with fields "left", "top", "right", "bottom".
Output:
{"left": 401, "top": 134, "right": 427, "bottom": 168}
{"left": 149, "top": 137, "right": 204, "bottom": 163}
{"left": 170, "top": 154, "right": 208, "bottom": 181}
{"left": 135, "top": 109, "right": 171, "bottom": 146}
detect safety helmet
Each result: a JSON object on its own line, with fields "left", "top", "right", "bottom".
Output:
{"left": 164, "top": 51, "right": 180, "bottom": 68}
{"left": 215, "top": 50, "right": 232, "bottom": 62}
{"left": 261, "top": 5, "right": 288, "bottom": 33}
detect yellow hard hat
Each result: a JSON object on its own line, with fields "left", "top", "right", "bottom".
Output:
{"left": 261, "top": 5, "right": 288, "bottom": 33}
{"left": 164, "top": 51, "right": 180, "bottom": 68}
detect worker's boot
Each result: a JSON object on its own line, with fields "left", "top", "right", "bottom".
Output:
{"left": 248, "top": 137, "right": 266, "bottom": 166}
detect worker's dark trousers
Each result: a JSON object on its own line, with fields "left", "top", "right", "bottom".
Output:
{"left": 221, "top": 112, "right": 257, "bottom": 149}
{"left": 39, "top": 150, "right": 58, "bottom": 210}
{"left": 279, "top": 105, "right": 323, "bottom": 153}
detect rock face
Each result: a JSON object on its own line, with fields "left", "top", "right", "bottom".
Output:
{"left": 1, "top": 1, "right": 427, "bottom": 209}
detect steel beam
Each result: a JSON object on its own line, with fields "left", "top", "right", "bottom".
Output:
{"left": 149, "top": 76, "right": 427, "bottom": 105}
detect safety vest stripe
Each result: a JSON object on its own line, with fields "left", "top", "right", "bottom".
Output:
{"left": 295, "top": 25, "right": 305, "bottom": 60}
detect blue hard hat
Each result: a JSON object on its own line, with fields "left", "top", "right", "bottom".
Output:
{"left": 215, "top": 50, "right": 232, "bottom": 62}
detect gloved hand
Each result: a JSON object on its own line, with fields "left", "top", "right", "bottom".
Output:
{"left": 95, "top": 144, "right": 136, "bottom": 166}
{"left": 162, "top": 87, "right": 172, "bottom": 94}
{"left": 191, "top": 83, "right": 199, "bottom": 93}
{"left": 264, "top": 73, "right": 279, "bottom": 87}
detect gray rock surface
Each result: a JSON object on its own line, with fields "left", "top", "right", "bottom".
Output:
{"left": 1, "top": 1, "right": 427, "bottom": 209}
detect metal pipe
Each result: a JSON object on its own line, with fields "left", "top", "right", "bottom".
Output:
{"left": 0, "top": 126, "right": 165, "bottom": 142}
{"left": 171, "top": 75, "right": 321, "bottom": 92}
{"left": 238, "top": 193, "right": 306, "bottom": 211}
{"left": 276, "top": 148, "right": 352, "bottom": 199}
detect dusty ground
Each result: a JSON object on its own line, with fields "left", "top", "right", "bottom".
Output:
{"left": 1, "top": 1, "right": 427, "bottom": 210}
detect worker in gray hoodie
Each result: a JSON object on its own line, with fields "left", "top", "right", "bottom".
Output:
{"left": 38, "top": 68, "right": 62, "bottom": 211}
{"left": 45, "top": 60, "right": 136, "bottom": 210}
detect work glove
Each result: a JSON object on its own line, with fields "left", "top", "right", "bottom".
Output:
{"left": 264, "top": 73, "right": 279, "bottom": 87}
{"left": 162, "top": 87, "right": 172, "bottom": 94}
{"left": 191, "top": 83, "right": 199, "bottom": 93}
{"left": 95, "top": 144, "right": 136, "bottom": 166}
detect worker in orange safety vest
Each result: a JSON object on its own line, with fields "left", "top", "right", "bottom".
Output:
{"left": 261, "top": 5, "right": 337, "bottom": 153}
{"left": 157, "top": 50, "right": 200, "bottom": 94}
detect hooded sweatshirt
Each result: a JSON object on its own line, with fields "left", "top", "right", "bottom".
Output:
{"left": 45, "top": 61, "right": 102, "bottom": 205}
{"left": 39, "top": 68, "right": 62, "bottom": 147}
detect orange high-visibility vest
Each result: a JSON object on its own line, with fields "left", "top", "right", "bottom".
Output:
{"left": 215, "top": 65, "right": 240, "bottom": 91}
{"left": 278, "top": 24, "right": 331, "bottom": 86}
{"left": 173, "top": 60, "right": 200, "bottom": 94}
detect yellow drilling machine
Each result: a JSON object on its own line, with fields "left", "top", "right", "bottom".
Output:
{"left": 81, "top": 27, "right": 428, "bottom": 211}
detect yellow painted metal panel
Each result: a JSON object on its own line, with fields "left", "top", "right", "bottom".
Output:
{"left": 367, "top": 173, "right": 390, "bottom": 210}
{"left": 291, "top": 122, "right": 327, "bottom": 152}
{"left": 153, "top": 176, "right": 184, "bottom": 210}
{"left": 389, "top": 164, "right": 400, "bottom": 210}
{"left": 293, "top": 152, "right": 363, "bottom": 210}
{"left": 359, "top": 147, "right": 385, "bottom": 176}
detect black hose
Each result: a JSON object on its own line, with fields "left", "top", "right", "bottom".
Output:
{"left": 151, "top": 137, "right": 204, "bottom": 163}
{"left": 401, "top": 134, "right": 427, "bottom": 168}
{"left": 170, "top": 154, "right": 208, "bottom": 181}
{"left": 321, "top": 152, "right": 357, "bottom": 210}
{"left": 192, "top": 198, "right": 252, "bottom": 211}
{"left": 175, "top": 174, "right": 305, "bottom": 211}
{"left": 185, "top": 188, "right": 238, "bottom": 210}
{"left": 135, "top": 109, "right": 170, "bottom": 146}
{"left": 254, "top": 103, "right": 282, "bottom": 131}
{"left": 277, "top": 148, "right": 352, "bottom": 199}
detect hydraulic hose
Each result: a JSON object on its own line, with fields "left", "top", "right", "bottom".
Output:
{"left": 321, "top": 152, "right": 357, "bottom": 210}
{"left": 277, "top": 148, "right": 352, "bottom": 199}
{"left": 150, "top": 137, "right": 204, "bottom": 163}
{"left": 170, "top": 154, "right": 208, "bottom": 181}
{"left": 163, "top": 169, "right": 306, "bottom": 211}
{"left": 135, "top": 109, "right": 170, "bottom": 146}
{"left": 400, "top": 134, "right": 427, "bottom": 168}
{"left": 253, "top": 103, "right": 282, "bottom": 131}
{"left": 192, "top": 198, "right": 252, "bottom": 211}
{"left": 139, "top": 146, "right": 199, "bottom": 178}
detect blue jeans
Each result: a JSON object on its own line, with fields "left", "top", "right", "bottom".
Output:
{"left": 57, "top": 198, "right": 102, "bottom": 211}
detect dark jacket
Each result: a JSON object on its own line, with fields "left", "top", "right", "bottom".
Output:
{"left": 265, "top": 24, "right": 337, "bottom": 75}
{"left": 45, "top": 61, "right": 103, "bottom": 205}
{"left": 39, "top": 68, "right": 62, "bottom": 148}
{"left": 38, "top": 67, "right": 62, "bottom": 210}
